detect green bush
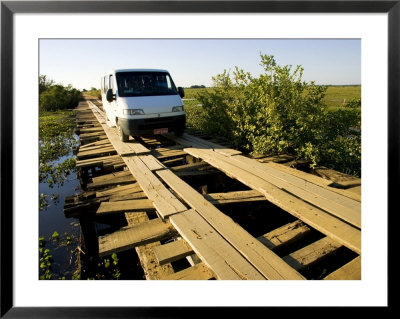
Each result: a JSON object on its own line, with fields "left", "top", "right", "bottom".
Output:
{"left": 39, "top": 78, "right": 82, "bottom": 112}
{"left": 196, "top": 54, "right": 361, "bottom": 176}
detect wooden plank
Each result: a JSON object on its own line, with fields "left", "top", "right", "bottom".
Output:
{"left": 138, "top": 154, "right": 165, "bottom": 171}
{"left": 108, "top": 191, "right": 147, "bottom": 202}
{"left": 78, "top": 139, "right": 111, "bottom": 150}
{"left": 162, "top": 262, "right": 215, "bottom": 280}
{"left": 88, "top": 174, "right": 135, "bottom": 190}
{"left": 153, "top": 239, "right": 194, "bottom": 265}
{"left": 76, "top": 155, "right": 121, "bottom": 168}
{"left": 257, "top": 220, "right": 312, "bottom": 250}
{"left": 77, "top": 147, "right": 116, "bottom": 160}
{"left": 182, "top": 133, "right": 242, "bottom": 156}
{"left": 96, "top": 183, "right": 142, "bottom": 198}
{"left": 170, "top": 209, "right": 265, "bottom": 280}
{"left": 282, "top": 237, "right": 342, "bottom": 271}
{"left": 204, "top": 190, "right": 266, "bottom": 206}
{"left": 164, "top": 132, "right": 241, "bottom": 156}
{"left": 125, "top": 212, "right": 175, "bottom": 280}
{"left": 98, "top": 218, "right": 176, "bottom": 257}
{"left": 261, "top": 162, "right": 361, "bottom": 207}
{"left": 123, "top": 156, "right": 187, "bottom": 218}
{"left": 185, "top": 147, "right": 361, "bottom": 255}
{"left": 170, "top": 161, "right": 210, "bottom": 172}
{"left": 152, "top": 150, "right": 188, "bottom": 160}
{"left": 266, "top": 162, "right": 361, "bottom": 202}
{"left": 324, "top": 256, "right": 361, "bottom": 280}
{"left": 157, "top": 169, "right": 305, "bottom": 280}
{"left": 96, "top": 199, "right": 155, "bottom": 215}
{"left": 161, "top": 157, "right": 186, "bottom": 166}
{"left": 229, "top": 154, "right": 361, "bottom": 228}
{"left": 91, "top": 170, "right": 132, "bottom": 183}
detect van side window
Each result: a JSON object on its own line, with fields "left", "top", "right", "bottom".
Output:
{"left": 104, "top": 76, "right": 109, "bottom": 92}
{"left": 109, "top": 75, "right": 113, "bottom": 91}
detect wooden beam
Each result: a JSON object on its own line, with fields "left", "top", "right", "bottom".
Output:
{"left": 228, "top": 154, "right": 361, "bottom": 228}
{"left": 204, "top": 190, "right": 266, "bottom": 206}
{"left": 95, "top": 183, "right": 142, "bottom": 198}
{"left": 161, "top": 262, "right": 215, "bottom": 280}
{"left": 98, "top": 218, "right": 176, "bottom": 257}
{"left": 96, "top": 199, "right": 155, "bottom": 215}
{"left": 266, "top": 162, "right": 361, "bottom": 202}
{"left": 324, "top": 256, "right": 361, "bottom": 280}
{"left": 157, "top": 169, "right": 305, "bottom": 280}
{"left": 257, "top": 220, "right": 312, "bottom": 250}
{"left": 125, "top": 212, "right": 175, "bottom": 280}
{"left": 170, "top": 209, "right": 265, "bottom": 280}
{"left": 153, "top": 239, "right": 194, "bottom": 266}
{"left": 88, "top": 173, "right": 135, "bottom": 190}
{"left": 282, "top": 237, "right": 342, "bottom": 271}
{"left": 123, "top": 156, "right": 187, "bottom": 218}
{"left": 185, "top": 147, "right": 361, "bottom": 255}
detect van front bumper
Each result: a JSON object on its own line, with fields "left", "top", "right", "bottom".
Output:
{"left": 119, "top": 114, "right": 186, "bottom": 136}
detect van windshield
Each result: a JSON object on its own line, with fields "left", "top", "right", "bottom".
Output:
{"left": 116, "top": 72, "right": 178, "bottom": 97}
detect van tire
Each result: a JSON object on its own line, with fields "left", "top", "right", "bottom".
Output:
{"left": 117, "top": 120, "right": 129, "bottom": 142}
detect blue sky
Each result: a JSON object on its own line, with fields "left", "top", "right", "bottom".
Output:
{"left": 39, "top": 39, "right": 361, "bottom": 90}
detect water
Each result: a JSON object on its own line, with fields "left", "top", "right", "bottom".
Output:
{"left": 39, "top": 145, "right": 81, "bottom": 279}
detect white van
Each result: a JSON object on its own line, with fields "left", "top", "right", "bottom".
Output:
{"left": 100, "top": 69, "right": 186, "bottom": 142}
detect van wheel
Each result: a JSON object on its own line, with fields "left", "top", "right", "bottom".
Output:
{"left": 117, "top": 121, "right": 129, "bottom": 142}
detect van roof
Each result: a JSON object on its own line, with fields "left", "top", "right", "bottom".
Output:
{"left": 112, "top": 68, "right": 169, "bottom": 73}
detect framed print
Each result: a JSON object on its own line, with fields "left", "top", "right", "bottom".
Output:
{"left": 1, "top": 0, "right": 397, "bottom": 317}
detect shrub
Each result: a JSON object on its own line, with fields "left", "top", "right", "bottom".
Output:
{"left": 39, "top": 77, "right": 83, "bottom": 112}
{"left": 196, "top": 54, "right": 361, "bottom": 176}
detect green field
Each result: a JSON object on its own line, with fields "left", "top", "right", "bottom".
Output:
{"left": 323, "top": 85, "right": 361, "bottom": 109}
{"left": 184, "top": 85, "right": 361, "bottom": 109}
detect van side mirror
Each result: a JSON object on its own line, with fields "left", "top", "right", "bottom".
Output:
{"left": 106, "top": 89, "right": 115, "bottom": 102}
{"left": 178, "top": 87, "right": 185, "bottom": 98}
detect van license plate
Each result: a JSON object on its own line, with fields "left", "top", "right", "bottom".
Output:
{"left": 154, "top": 128, "right": 168, "bottom": 134}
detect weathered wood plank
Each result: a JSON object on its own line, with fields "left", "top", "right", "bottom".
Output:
{"left": 257, "top": 220, "right": 312, "bottom": 250}
{"left": 229, "top": 154, "right": 361, "bottom": 228}
{"left": 76, "top": 155, "right": 122, "bottom": 168}
{"left": 324, "top": 256, "right": 361, "bottom": 280}
{"left": 170, "top": 161, "right": 210, "bottom": 172}
{"left": 282, "top": 237, "right": 342, "bottom": 271}
{"left": 95, "top": 183, "right": 142, "bottom": 198}
{"left": 91, "top": 170, "right": 131, "bottom": 183}
{"left": 96, "top": 199, "right": 155, "bottom": 215}
{"left": 98, "top": 218, "right": 176, "bottom": 257}
{"left": 108, "top": 191, "right": 147, "bottom": 202}
{"left": 125, "top": 212, "right": 175, "bottom": 280}
{"left": 185, "top": 147, "right": 361, "bottom": 255}
{"left": 88, "top": 174, "right": 135, "bottom": 190}
{"left": 123, "top": 156, "right": 187, "bottom": 218}
{"left": 157, "top": 169, "right": 305, "bottom": 280}
{"left": 204, "top": 190, "right": 266, "bottom": 206}
{"left": 266, "top": 162, "right": 361, "bottom": 202}
{"left": 164, "top": 132, "right": 241, "bottom": 156}
{"left": 153, "top": 239, "right": 194, "bottom": 266}
{"left": 162, "top": 262, "right": 215, "bottom": 280}
{"left": 77, "top": 147, "right": 117, "bottom": 160}
{"left": 170, "top": 209, "right": 265, "bottom": 280}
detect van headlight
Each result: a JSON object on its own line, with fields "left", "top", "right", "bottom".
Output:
{"left": 123, "top": 109, "right": 145, "bottom": 115}
{"left": 172, "top": 106, "right": 184, "bottom": 112}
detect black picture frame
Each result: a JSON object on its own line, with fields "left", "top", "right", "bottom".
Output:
{"left": 1, "top": 1, "right": 397, "bottom": 317}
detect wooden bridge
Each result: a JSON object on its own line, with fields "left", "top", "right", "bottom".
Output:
{"left": 65, "top": 99, "right": 361, "bottom": 280}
